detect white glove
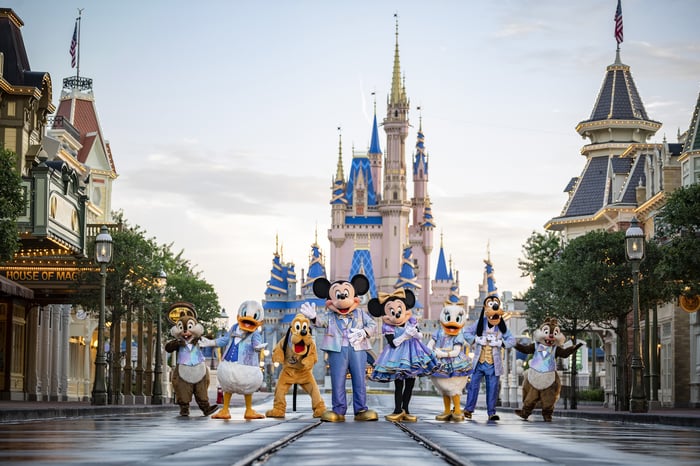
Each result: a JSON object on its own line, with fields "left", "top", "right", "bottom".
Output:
{"left": 405, "top": 325, "right": 418, "bottom": 337}
{"left": 348, "top": 328, "right": 367, "bottom": 350}
{"left": 488, "top": 336, "right": 503, "bottom": 347}
{"left": 434, "top": 348, "right": 448, "bottom": 358}
{"left": 446, "top": 348, "right": 461, "bottom": 358}
{"left": 392, "top": 333, "right": 409, "bottom": 346}
{"left": 254, "top": 342, "right": 268, "bottom": 352}
{"left": 475, "top": 336, "right": 488, "bottom": 346}
{"left": 300, "top": 302, "right": 317, "bottom": 320}
{"left": 199, "top": 337, "right": 216, "bottom": 347}
{"left": 348, "top": 328, "right": 366, "bottom": 344}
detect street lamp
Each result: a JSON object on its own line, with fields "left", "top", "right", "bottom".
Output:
{"left": 625, "top": 217, "right": 647, "bottom": 413}
{"left": 91, "top": 225, "right": 113, "bottom": 406}
{"left": 152, "top": 268, "right": 167, "bottom": 404}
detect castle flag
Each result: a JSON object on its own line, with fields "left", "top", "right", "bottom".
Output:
{"left": 69, "top": 19, "right": 78, "bottom": 68}
{"left": 614, "top": 0, "right": 624, "bottom": 45}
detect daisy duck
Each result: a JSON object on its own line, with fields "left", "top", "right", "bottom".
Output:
{"left": 427, "top": 297, "right": 472, "bottom": 422}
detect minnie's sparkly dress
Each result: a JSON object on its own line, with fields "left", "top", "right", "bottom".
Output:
{"left": 370, "top": 317, "right": 437, "bottom": 382}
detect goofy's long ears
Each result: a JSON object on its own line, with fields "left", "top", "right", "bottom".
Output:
{"left": 475, "top": 308, "right": 485, "bottom": 336}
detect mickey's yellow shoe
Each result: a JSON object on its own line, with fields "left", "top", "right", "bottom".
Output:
{"left": 320, "top": 410, "right": 345, "bottom": 422}
{"left": 354, "top": 409, "right": 378, "bottom": 421}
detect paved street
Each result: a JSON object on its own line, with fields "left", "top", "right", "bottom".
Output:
{"left": 1, "top": 392, "right": 699, "bottom": 465}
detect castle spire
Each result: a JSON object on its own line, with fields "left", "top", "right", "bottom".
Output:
{"left": 390, "top": 14, "right": 403, "bottom": 106}
{"left": 331, "top": 127, "right": 347, "bottom": 205}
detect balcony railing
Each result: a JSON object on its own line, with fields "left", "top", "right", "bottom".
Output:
{"left": 48, "top": 116, "right": 81, "bottom": 142}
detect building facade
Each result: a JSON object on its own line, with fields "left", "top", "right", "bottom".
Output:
{"left": 545, "top": 43, "right": 700, "bottom": 408}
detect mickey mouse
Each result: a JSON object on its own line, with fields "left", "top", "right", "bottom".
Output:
{"left": 301, "top": 274, "right": 378, "bottom": 422}
{"left": 368, "top": 288, "right": 436, "bottom": 422}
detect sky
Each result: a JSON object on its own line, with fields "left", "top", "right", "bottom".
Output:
{"left": 6, "top": 0, "right": 700, "bottom": 318}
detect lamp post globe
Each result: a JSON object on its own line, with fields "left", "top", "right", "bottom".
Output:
{"left": 625, "top": 217, "right": 647, "bottom": 413}
{"left": 92, "top": 225, "right": 113, "bottom": 406}
{"left": 152, "top": 269, "right": 167, "bottom": 404}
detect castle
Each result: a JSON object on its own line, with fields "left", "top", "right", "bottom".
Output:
{"left": 260, "top": 20, "right": 467, "bottom": 353}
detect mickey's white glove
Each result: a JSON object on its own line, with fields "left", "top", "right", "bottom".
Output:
{"left": 300, "top": 302, "right": 317, "bottom": 320}
{"left": 348, "top": 328, "right": 367, "bottom": 350}
{"left": 199, "top": 337, "right": 216, "bottom": 347}
{"left": 434, "top": 348, "right": 448, "bottom": 358}
{"left": 348, "top": 328, "right": 366, "bottom": 344}
{"left": 475, "top": 336, "right": 488, "bottom": 346}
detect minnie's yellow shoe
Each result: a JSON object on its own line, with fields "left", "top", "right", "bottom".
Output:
{"left": 402, "top": 412, "right": 417, "bottom": 422}
{"left": 385, "top": 410, "right": 405, "bottom": 422}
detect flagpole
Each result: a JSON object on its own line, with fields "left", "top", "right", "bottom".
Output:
{"left": 76, "top": 8, "right": 83, "bottom": 81}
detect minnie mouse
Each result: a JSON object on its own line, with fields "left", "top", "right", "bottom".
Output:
{"left": 368, "top": 288, "right": 437, "bottom": 422}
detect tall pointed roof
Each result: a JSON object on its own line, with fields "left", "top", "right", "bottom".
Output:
{"left": 331, "top": 132, "right": 347, "bottom": 205}
{"left": 484, "top": 258, "right": 498, "bottom": 297}
{"left": 302, "top": 235, "right": 327, "bottom": 295}
{"left": 395, "top": 245, "right": 422, "bottom": 290}
{"left": 680, "top": 91, "right": 700, "bottom": 160}
{"left": 369, "top": 110, "right": 382, "bottom": 155}
{"left": 413, "top": 117, "right": 428, "bottom": 176}
{"left": 577, "top": 52, "right": 660, "bottom": 132}
{"left": 389, "top": 15, "right": 408, "bottom": 107}
{"left": 434, "top": 233, "right": 450, "bottom": 281}
{"left": 264, "top": 237, "right": 296, "bottom": 296}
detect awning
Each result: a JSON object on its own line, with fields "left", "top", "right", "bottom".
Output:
{"left": 0, "top": 275, "right": 34, "bottom": 299}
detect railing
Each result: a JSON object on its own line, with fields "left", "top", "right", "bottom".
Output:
{"left": 63, "top": 76, "right": 93, "bottom": 91}
{"left": 48, "top": 116, "right": 81, "bottom": 142}
{"left": 86, "top": 223, "right": 122, "bottom": 239}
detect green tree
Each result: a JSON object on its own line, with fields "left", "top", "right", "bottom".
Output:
{"left": 655, "top": 183, "right": 700, "bottom": 298}
{"left": 524, "top": 228, "right": 670, "bottom": 410}
{"left": 160, "top": 242, "right": 220, "bottom": 327}
{"left": 0, "top": 146, "right": 24, "bottom": 262}
{"left": 518, "top": 230, "right": 563, "bottom": 282}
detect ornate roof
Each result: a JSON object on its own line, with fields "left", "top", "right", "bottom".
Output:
{"left": 579, "top": 52, "right": 658, "bottom": 126}
{"left": 0, "top": 9, "right": 54, "bottom": 110}
{"left": 681, "top": 91, "right": 700, "bottom": 159}
{"left": 395, "top": 245, "right": 422, "bottom": 308}
{"left": 434, "top": 238, "right": 450, "bottom": 281}
{"left": 301, "top": 241, "right": 326, "bottom": 294}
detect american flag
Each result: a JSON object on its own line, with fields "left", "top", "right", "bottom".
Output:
{"left": 614, "top": 0, "right": 624, "bottom": 45}
{"left": 69, "top": 20, "right": 77, "bottom": 68}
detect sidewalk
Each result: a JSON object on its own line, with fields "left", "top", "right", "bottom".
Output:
{"left": 1, "top": 395, "right": 699, "bottom": 428}
{"left": 497, "top": 404, "right": 700, "bottom": 428}
{"left": 0, "top": 392, "right": 272, "bottom": 423}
